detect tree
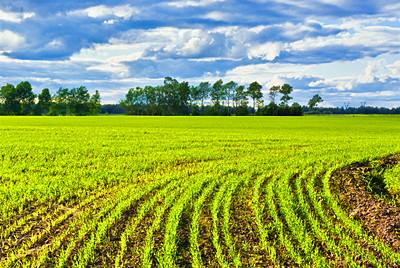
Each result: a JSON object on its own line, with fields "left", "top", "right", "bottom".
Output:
{"left": 50, "top": 87, "right": 69, "bottom": 115}
{"left": 233, "top": 85, "right": 249, "bottom": 115}
{"left": 69, "top": 86, "right": 90, "bottom": 115}
{"left": 177, "top": 81, "right": 191, "bottom": 115}
{"left": 290, "top": 102, "right": 303, "bottom": 116}
{"left": 197, "top": 82, "right": 210, "bottom": 111}
{"left": 223, "top": 81, "right": 237, "bottom": 111}
{"left": 0, "top": 83, "right": 19, "bottom": 114}
{"left": 144, "top": 86, "right": 157, "bottom": 115}
{"left": 233, "top": 85, "right": 247, "bottom": 107}
{"left": 269, "top": 85, "right": 280, "bottom": 103}
{"left": 120, "top": 87, "right": 146, "bottom": 115}
{"left": 279, "top": 84, "right": 293, "bottom": 106}
{"left": 308, "top": 94, "right": 323, "bottom": 109}
{"left": 211, "top": 79, "right": 224, "bottom": 106}
{"left": 15, "top": 81, "right": 36, "bottom": 115}
{"left": 90, "top": 90, "right": 101, "bottom": 115}
{"left": 48, "top": 86, "right": 95, "bottom": 116}
{"left": 247, "top": 81, "right": 263, "bottom": 112}
{"left": 190, "top": 85, "right": 200, "bottom": 106}
{"left": 37, "top": 88, "right": 52, "bottom": 115}
{"left": 163, "top": 77, "right": 181, "bottom": 115}
{"left": 0, "top": 82, "right": 35, "bottom": 115}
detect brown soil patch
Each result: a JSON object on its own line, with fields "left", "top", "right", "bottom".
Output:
{"left": 124, "top": 213, "right": 154, "bottom": 267}
{"left": 312, "top": 173, "right": 382, "bottom": 267}
{"left": 230, "top": 186, "right": 273, "bottom": 267}
{"left": 331, "top": 154, "right": 400, "bottom": 251}
{"left": 197, "top": 198, "right": 218, "bottom": 267}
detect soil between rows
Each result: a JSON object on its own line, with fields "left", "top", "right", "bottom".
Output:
{"left": 331, "top": 154, "right": 400, "bottom": 251}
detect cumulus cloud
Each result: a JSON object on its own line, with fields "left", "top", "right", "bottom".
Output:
{"left": 0, "top": 9, "right": 35, "bottom": 23}
{"left": 0, "top": 30, "right": 25, "bottom": 51}
{"left": 248, "top": 42, "right": 283, "bottom": 61}
{"left": 358, "top": 61, "right": 380, "bottom": 84}
{"left": 288, "top": 25, "right": 400, "bottom": 53}
{"left": 68, "top": 5, "right": 138, "bottom": 20}
{"left": 69, "top": 27, "right": 226, "bottom": 76}
{"left": 387, "top": 60, "right": 400, "bottom": 77}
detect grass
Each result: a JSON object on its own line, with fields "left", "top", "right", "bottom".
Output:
{"left": 384, "top": 164, "right": 400, "bottom": 202}
{"left": 0, "top": 115, "right": 400, "bottom": 267}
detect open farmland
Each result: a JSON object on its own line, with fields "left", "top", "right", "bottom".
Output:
{"left": 0, "top": 116, "right": 400, "bottom": 267}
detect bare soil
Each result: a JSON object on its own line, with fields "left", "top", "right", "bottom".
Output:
{"left": 331, "top": 154, "right": 400, "bottom": 251}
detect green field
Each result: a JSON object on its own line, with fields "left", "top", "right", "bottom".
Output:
{"left": 385, "top": 164, "right": 400, "bottom": 202}
{"left": 0, "top": 116, "right": 399, "bottom": 267}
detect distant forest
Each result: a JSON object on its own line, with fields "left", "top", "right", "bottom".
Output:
{"left": 119, "top": 77, "right": 306, "bottom": 116}
{"left": 1, "top": 79, "right": 400, "bottom": 116}
{"left": 0, "top": 81, "right": 100, "bottom": 115}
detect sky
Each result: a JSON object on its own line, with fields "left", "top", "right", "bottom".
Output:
{"left": 0, "top": 1, "right": 400, "bottom": 106}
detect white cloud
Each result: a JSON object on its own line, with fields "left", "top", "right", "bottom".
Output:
{"left": 222, "top": 53, "right": 400, "bottom": 92}
{"left": 349, "top": 91, "right": 399, "bottom": 98}
{"left": 387, "top": 60, "right": 400, "bottom": 77}
{"left": 70, "top": 43, "right": 145, "bottom": 63}
{"left": 264, "top": 76, "right": 286, "bottom": 89}
{"left": 309, "top": 78, "right": 355, "bottom": 90}
{"left": 382, "top": 2, "right": 400, "bottom": 14}
{"left": 248, "top": 42, "right": 283, "bottom": 61}
{"left": 70, "top": 42, "right": 146, "bottom": 77}
{"left": 68, "top": 5, "right": 138, "bottom": 20}
{"left": 203, "top": 11, "right": 232, "bottom": 21}
{"left": 0, "top": 30, "right": 25, "bottom": 51}
{"left": 288, "top": 25, "right": 400, "bottom": 52}
{"left": 0, "top": 9, "right": 35, "bottom": 23}
{"left": 70, "top": 27, "right": 219, "bottom": 75}
{"left": 46, "top": 39, "right": 63, "bottom": 49}
{"left": 358, "top": 61, "right": 379, "bottom": 84}
{"left": 87, "top": 62, "right": 129, "bottom": 77}
{"left": 166, "top": 0, "right": 225, "bottom": 8}
{"left": 104, "top": 19, "right": 117, "bottom": 25}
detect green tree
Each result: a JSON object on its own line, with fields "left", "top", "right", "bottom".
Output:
{"left": 144, "top": 86, "right": 157, "bottom": 115}
{"left": 211, "top": 79, "right": 224, "bottom": 106}
{"left": 15, "top": 81, "right": 36, "bottom": 115}
{"left": 189, "top": 85, "right": 202, "bottom": 115}
{"left": 178, "top": 81, "right": 191, "bottom": 115}
{"left": 37, "top": 88, "right": 52, "bottom": 115}
{"left": 50, "top": 88, "right": 69, "bottom": 115}
{"left": 269, "top": 85, "right": 280, "bottom": 104}
{"left": 160, "top": 77, "right": 190, "bottom": 115}
{"left": 233, "top": 85, "right": 247, "bottom": 107}
{"left": 308, "top": 94, "right": 323, "bottom": 109}
{"left": 224, "top": 81, "right": 238, "bottom": 113}
{"left": 233, "top": 85, "right": 249, "bottom": 115}
{"left": 198, "top": 82, "right": 210, "bottom": 112}
{"left": 120, "top": 87, "right": 146, "bottom": 115}
{"left": 247, "top": 81, "right": 263, "bottom": 112}
{"left": 49, "top": 86, "right": 92, "bottom": 115}
{"left": 279, "top": 84, "right": 293, "bottom": 106}
{"left": 69, "top": 86, "right": 90, "bottom": 115}
{"left": 190, "top": 85, "right": 200, "bottom": 106}
{"left": 0, "top": 83, "right": 19, "bottom": 114}
{"left": 90, "top": 90, "right": 101, "bottom": 115}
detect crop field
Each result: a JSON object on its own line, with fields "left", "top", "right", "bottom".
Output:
{"left": 0, "top": 115, "right": 400, "bottom": 267}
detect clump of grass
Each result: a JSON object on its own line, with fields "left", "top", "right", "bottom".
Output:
{"left": 384, "top": 164, "right": 400, "bottom": 203}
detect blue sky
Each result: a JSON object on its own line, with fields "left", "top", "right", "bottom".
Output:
{"left": 1, "top": 0, "right": 400, "bottom": 106}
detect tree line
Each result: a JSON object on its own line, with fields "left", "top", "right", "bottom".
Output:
{"left": 0, "top": 81, "right": 101, "bottom": 115}
{"left": 3, "top": 79, "right": 400, "bottom": 116}
{"left": 120, "top": 77, "right": 322, "bottom": 116}
{"left": 303, "top": 106, "right": 400, "bottom": 115}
